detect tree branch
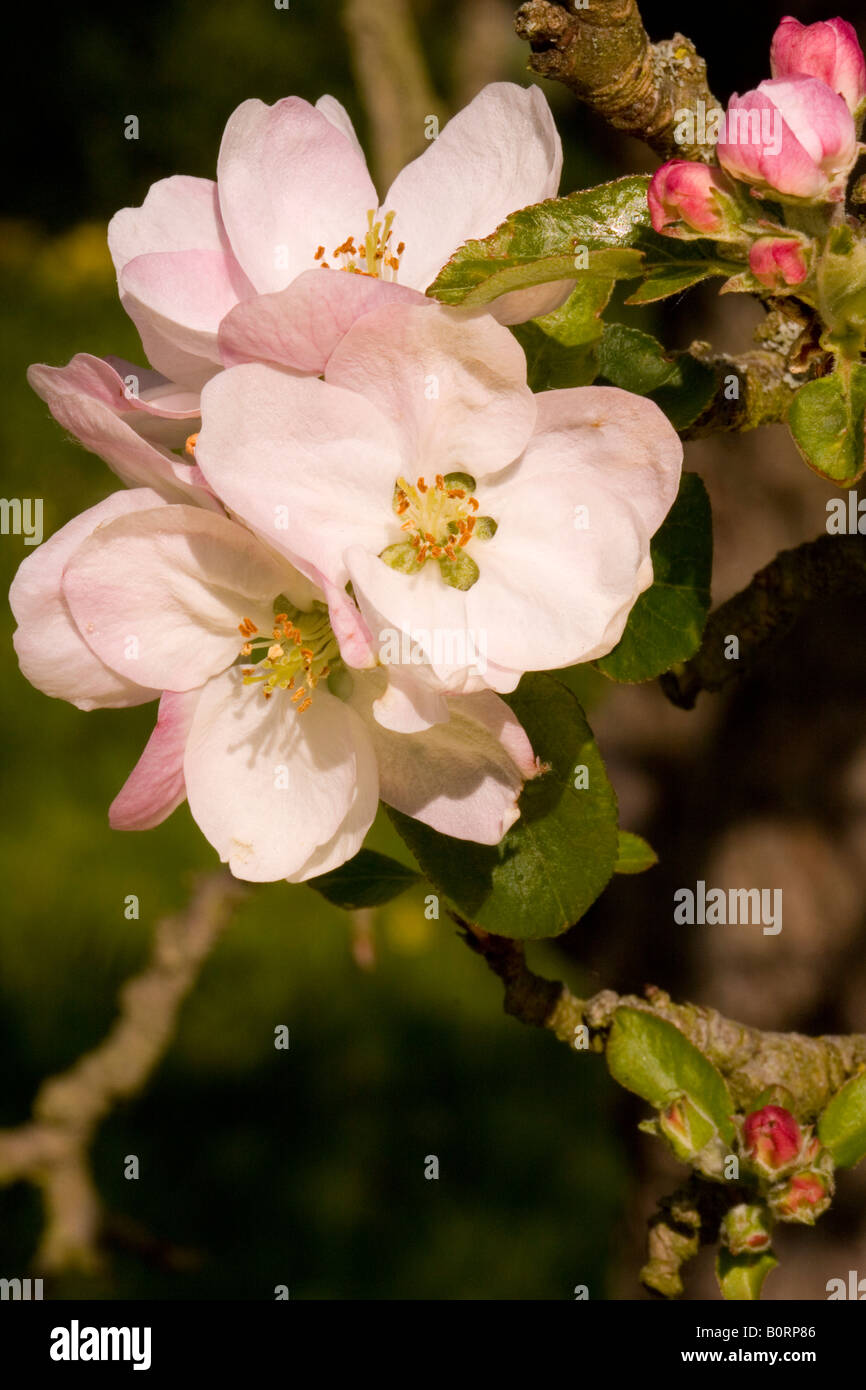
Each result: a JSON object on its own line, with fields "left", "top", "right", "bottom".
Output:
{"left": 460, "top": 922, "right": 866, "bottom": 1117}
{"left": 661, "top": 534, "right": 866, "bottom": 709}
{"left": 343, "top": 0, "right": 441, "bottom": 190}
{"left": 513, "top": 0, "right": 720, "bottom": 160}
{"left": 0, "top": 871, "right": 243, "bottom": 1273}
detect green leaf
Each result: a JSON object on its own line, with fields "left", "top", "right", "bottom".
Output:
{"left": 818, "top": 1071, "right": 866, "bottom": 1167}
{"left": 387, "top": 673, "right": 619, "bottom": 939}
{"left": 511, "top": 278, "right": 613, "bottom": 390}
{"left": 596, "top": 323, "right": 717, "bottom": 430}
{"left": 595, "top": 473, "right": 712, "bottom": 683}
{"left": 614, "top": 831, "right": 658, "bottom": 875}
{"left": 308, "top": 849, "right": 422, "bottom": 910}
{"left": 606, "top": 1008, "right": 735, "bottom": 1143}
{"left": 788, "top": 364, "right": 866, "bottom": 484}
{"left": 428, "top": 176, "right": 651, "bottom": 307}
{"left": 716, "top": 1248, "right": 778, "bottom": 1301}
{"left": 624, "top": 229, "right": 741, "bottom": 305}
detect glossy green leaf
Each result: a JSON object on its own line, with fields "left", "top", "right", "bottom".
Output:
{"left": 597, "top": 323, "right": 717, "bottom": 430}
{"left": 595, "top": 473, "right": 712, "bottom": 683}
{"left": 788, "top": 364, "right": 866, "bottom": 484}
{"left": 511, "top": 278, "right": 612, "bottom": 390}
{"left": 308, "top": 849, "right": 422, "bottom": 910}
{"left": 614, "top": 831, "right": 658, "bottom": 875}
{"left": 387, "top": 674, "right": 619, "bottom": 939}
{"left": 624, "top": 229, "right": 741, "bottom": 305}
{"left": 716, "top": 1248, "right": 778, "bottom": 1301}
{"left": 428, "top": 176, "right": 651, "bottom": 306}
{"left": 818, "top": 1071, "right": 866, "bottom": 1168}
{"left": 606, "top": 1007, "right": 735, "bottom": 1142}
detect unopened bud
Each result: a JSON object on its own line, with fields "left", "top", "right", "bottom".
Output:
{"left": 742, "top": 1105, "right": 802, "bottom": 1173}
{"left": 648, "top": 160, "right": 742, "bottom": 239}
{"left": 770, "top": 1171, "right": 831, "bottom": 1224}
{"left": 721, "top": 1202, "right": 774, "bottom": 1256}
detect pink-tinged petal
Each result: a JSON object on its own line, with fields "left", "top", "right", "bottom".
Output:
{"left": 486, "top": 278, "right": 576, "bottom": 327}
{"left": 467, "top": 464, "right": 654, "bottom": 671}
{"left": 351, "top": 671, "right": 539, "bottom": 843}
{"left": 512, "top": 387, "right": 683, "bottom": 537}
{"left": 27, "top": 356, "right": 217, "bottom": 509}
{"left": 370, "top": 667, "right": 450, "bottom": 733}
{"left": 217, "top": 96, "right": 377, "bottom": 293}
{"left": 183, "top": 667, "right": 378, "bottom": 882}
{"left": 110, "top": 689, "right": 200, "bottom": 830}
{"left": 120, "top": 249, "right": 254, "bottom": 369}
{"left": 197, "top": 364, "right": 401, "bottom": 587}
{"left": 719, "top": 81, "right": 856, "bottom": 201}
{"left": 763, "top": 76, "right": 855, "bottom": 164}
{"left": 123, "top": 317, "right": 223, "bottom": 393}
{"left": 62, "top": 505, "right": 294, "bottom": 692}
{"left": 9, "top": 490, "right": 164, "bottom": 711}
{"left": 385, "top": 82, "right": 562, "bottom": 292}
{"left": 325, "top": 303, "right": 536, "bottom": 480}
{"left": 771, "top": 17, "right": 866, "bottom": 116}
{"left": 101, "top": 356, "right": 201, "bottom": 419}
{"left": 324, "top": 579, "right": 377, "bottom": 670}
{"left": 108, "top": 175, "right": 230, "bottom": 273}
{"left": 315, "top": 95, "right": 366, "bottom": 162}
{"left": 218, "top": 268, "right": 426, "bottom": 373}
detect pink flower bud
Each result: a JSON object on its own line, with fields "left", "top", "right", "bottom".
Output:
{"left": 743, "top": 1105, "right": 802, "bottom": 1170}
{"left": 773, "top": 1172, "right": 830, "bottom": 1221}
{"left": 648, "top": 160, "right": 738, "bottom": 238}
{"left": 748, "top": 235, "right": 810, "bottom": 288}
{"left": 718, "top": 77, "right": 857, "bottom": 202}
{"left": 771, "top": 16, "right": 866, "bottom": 117}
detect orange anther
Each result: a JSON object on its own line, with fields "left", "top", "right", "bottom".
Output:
{"left": 184, "top": 432, "right": 199, "bottom": 456}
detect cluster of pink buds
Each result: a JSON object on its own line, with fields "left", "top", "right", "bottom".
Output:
{"left": 648, "top": 16, "right": 866, "bottom": 293}
{"left": 737, "top": 1103, "right": 834, "bottom": 1226}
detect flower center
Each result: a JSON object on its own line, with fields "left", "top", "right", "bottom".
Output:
{"left": 237, "top": 598, "right": 344, "bottom": 709}
{"left": 313, "top": 209, "right": 404, "bottom": 280}
{"left": 379, "top": 472, "right": 497, "bottom": 591}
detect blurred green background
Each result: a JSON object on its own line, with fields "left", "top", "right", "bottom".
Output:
{"left": 2, "top": 0, "right": 853, "bottom": 1301}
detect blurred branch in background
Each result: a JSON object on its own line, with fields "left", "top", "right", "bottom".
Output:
{"left": 453, "top": 0, "right": 513, "bottom": 108}
{"left": 0, "top": 872, "right": 242, "bottom": 1274}
{"left": 662, "top": 535, "right": 866, "bottom": 709}
{"left": 343, "top": 0, "right": 442, "bottom": 188}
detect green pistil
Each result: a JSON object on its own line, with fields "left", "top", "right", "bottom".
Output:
{"left": 239, "top": 597, "right": 344, "bottom": 708}
{"left": 380, "top": 471, "right": 497, "bottom": 591}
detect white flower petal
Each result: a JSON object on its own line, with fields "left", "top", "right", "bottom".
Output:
{"left": 385, "top": 82, "right": 562, "bottom": 292}
{"left": 183, "top": 668, "right": 377, "bottom": 881}
{"left": 62, "top": 505, "right": 293, "bottom": 692}
{"left": 10, "top": 490, "right": 165, "bottom": 711}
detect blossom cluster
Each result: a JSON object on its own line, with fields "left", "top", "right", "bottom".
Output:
{"left": 649, "top": 16, "right": 866, "bottom": 293}
{"left": 11, "top": 84, "right": 682, "bottom": 881}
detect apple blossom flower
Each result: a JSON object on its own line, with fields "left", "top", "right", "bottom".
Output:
{"left": 10, "top": 495, "right": 539, "bottom": 880}
{"left": 648, "top": 160, "right": 741, "bottom": 238}
{"left": 27, "top": 353, "right": 217, "bottom": 509}
{"left": 771, "top": 15, "right": 866, "bottom": 119}
{"left": 107, "top": 83, "right": 566, "bottom": 388}
{"left": 717, "top": 77, "right": 858, "bottom": 202}
{"left": 748, "top": 234, "right": 811, "bottom": 288}
{"left": 194, "top": 302, "right": 683, "bottom": 727}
